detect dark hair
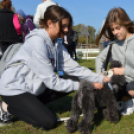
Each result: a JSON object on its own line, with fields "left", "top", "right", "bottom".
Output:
{"left": 1, "top": 0, "right": 12, "bottom": 10}
{"left": 96, "top": 7, "right": 134, "bottom": 45}
{"left": 40, "top": 5, "right": 73, "bottom": 34}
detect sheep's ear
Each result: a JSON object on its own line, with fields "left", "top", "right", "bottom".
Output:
{"left": 110, "top": 75, "right": 126, "bottom": 86}
{"left": 119, "top": 76, "right": 126, "bottom": 86}
{"left": 115, "top": 75, "right": 126, "bottom": 86}
{"left": 110, "top": 75, "right": 121, "bottom": 83}
{"left": 110, "top": 61, "right": 122, "bottom": 68}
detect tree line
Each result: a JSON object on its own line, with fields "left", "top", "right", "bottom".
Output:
{"left": 73, "top": 24, "right": 96, "bottom": 45}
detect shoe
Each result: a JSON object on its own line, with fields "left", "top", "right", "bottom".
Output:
{"left": 64, "top": 41, "right": 68, "bottom": 44}
{"left": 0, "top": 101, "right": 13, "bottom": 127}
{"left": 0, "top": 120, "right": 13, "bottom": 127}
{"left": 117, "top": 101, "right": 126, "bottom": 111}
{"left": 121, "top": 99, "right": 134, "bottom": 115}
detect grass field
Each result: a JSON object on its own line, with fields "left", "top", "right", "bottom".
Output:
{"left": 0, "top": 59, "right": 134, "bottom": 134}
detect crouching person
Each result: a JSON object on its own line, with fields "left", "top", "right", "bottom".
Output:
{"left": 0, "top": 5, "right": 109, "bottom": 130}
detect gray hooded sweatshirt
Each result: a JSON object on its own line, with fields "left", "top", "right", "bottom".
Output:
{"left": 0, "top": 29, "right": 104, "bottom": 96}
{"left": 95, "top": 34, "right": 134, "bottom": 83}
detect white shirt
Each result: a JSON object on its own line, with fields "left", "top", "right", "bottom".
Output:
{"left": 33, "top": 0, "right": 56, "bottom": 28}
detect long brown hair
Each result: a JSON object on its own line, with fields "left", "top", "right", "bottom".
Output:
{"left": 40, "top": 5, "right": 73, "bottom": 34}
{"left": 1, "top": 0, "right": 12, "bottom": 10}
{"left": 96, "top": 7, "right": 134, "bottom": 45}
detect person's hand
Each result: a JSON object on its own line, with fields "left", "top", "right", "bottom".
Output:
{"left": 93, "top": 83, "right": 103, "bottom": 90}
{"left": 103, "top": 76, "right": 111, "bottom": 83}
{"left": 111, "top": 67, "right": 124, "bottom": 75}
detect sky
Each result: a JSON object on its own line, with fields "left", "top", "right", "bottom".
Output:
{"left": 12, "top": 0, "right": 134, "bottom": 34}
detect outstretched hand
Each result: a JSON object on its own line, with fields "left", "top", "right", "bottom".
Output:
{"left": 94, "top": 76, "right": 111, "bottom": 90}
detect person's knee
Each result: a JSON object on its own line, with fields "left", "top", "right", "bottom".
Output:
{"left": 48, "top": 117, "right": 57, "bottom": 129}
{"left": 128, "top": 90, "right": 134, "bottom": 97}
{"left": 43, "top": 116, "right": 57, "bottom": 130}
{"left": 29, "top": 116, "right": 57, "bottom": 130}
{"left": 127, "top": 82, "right": 134, "bottom": 96}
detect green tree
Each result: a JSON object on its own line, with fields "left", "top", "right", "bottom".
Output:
{"left": 73, "top": 24, "right": 96, "bottom": 45}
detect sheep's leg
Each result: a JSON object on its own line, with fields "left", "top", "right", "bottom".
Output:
{"left": 78, "top": 90, "right": 95, "bottom": 134}
{"left": 66, "top": 92, "right": 82, "bottom": 133}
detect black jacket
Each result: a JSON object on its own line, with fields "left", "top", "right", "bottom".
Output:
{"left": 0, "top": 8, "right": 22, "bottom": 44}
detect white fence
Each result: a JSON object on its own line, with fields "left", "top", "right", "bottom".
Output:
{"left": 76, "top": 48, "right": 100, "bottom": 59}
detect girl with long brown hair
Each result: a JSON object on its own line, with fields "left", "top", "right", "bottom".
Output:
{"left": 96, "top": 7, "right": 134, "bottom": 115}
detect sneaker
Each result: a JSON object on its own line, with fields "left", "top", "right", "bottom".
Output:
{"left": 0, "top": 120, "right": 13, "bottom": 127}
{"left": 121, "top": 99, "right": 134, "bottom": 115}
{"left": 0, "top": 101, "right": 13, "bottom": 127}
{"left": 64, "top": 41, "right": 68, "bottom": 44}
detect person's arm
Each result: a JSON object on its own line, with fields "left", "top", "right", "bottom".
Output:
{"left": 33, "top": 5, "right": 41, "bottom": 28}
{"left": 111, "top": 65, "right": 134, "bottom": 81}
{"left": 111, "top": 68, "right": 124, "bottom": 75}
{"left": 13, "top": 14, "right": 22, "bottom": 35}
{"left": 26, "top": 37, "right": 79, "bottom": 93}
{"left": 95, "top": 45, "right": 110, "bottom": 74}
{"left": 59, "top": 45, "right": 105, "bottom": 83}
{"left": 124, "top": 67, "right": 134, "bottom": 79}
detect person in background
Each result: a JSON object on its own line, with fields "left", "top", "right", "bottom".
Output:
{"left": 98, "top": 20, "right": 109, "bottom": 52}
{"left": 16, "top": 9, "right": 36, "bottom": 41}
{"left": 103, "top": 38, "right": 110, "bottom": 48}
{"left": 72, "top": 31, "right": 78, "bottom": 60}
{"left": 63, "top": 29, "right": 78, "bottom": 60}
{"left": 73, "top": 40, "right": 78, "bottom": 60}
{"left": 33, "top": 0, "right": 56, "bottom": 28}
{"left": 0, "top": 5, "right": 109, "bottom": 129}
{"left": 0, "top": 0, "right": 23, "bottom": 55}
{"left": 0, "top": 0, "right": 23, "bottom": 126}
{"left": 96, "top": 7, "right": 134, "bottom": 115}
{"left": 62, "top": 34, "right": 74, "bottom": 57}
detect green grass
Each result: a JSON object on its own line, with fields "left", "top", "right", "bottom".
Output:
{"left": 77, "top": 53, "right": 99, "bottom": 58}
{"left": 0, "top": 59, "right": 134, "bottom": 134}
